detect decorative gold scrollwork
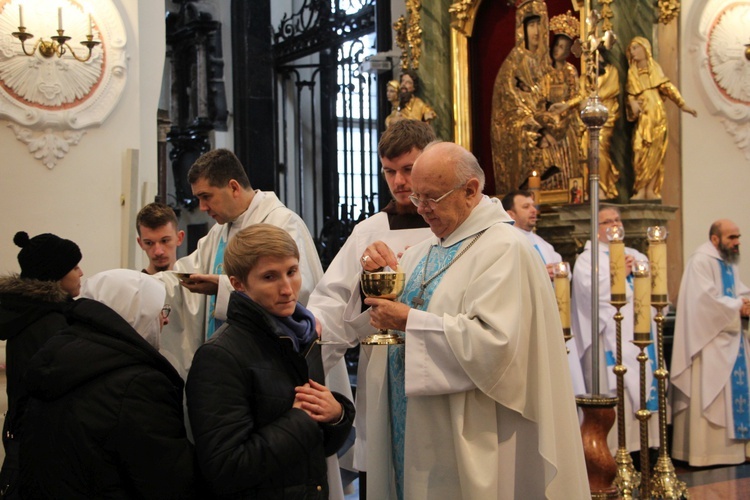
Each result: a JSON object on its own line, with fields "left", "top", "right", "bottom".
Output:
{"left": 394, "top": 0, "right": 424, "bottom": 70}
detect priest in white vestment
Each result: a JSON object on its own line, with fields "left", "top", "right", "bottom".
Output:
{"left": 571, "top": 206, "right": 659, "bottom": 453}
{"left": 502, "top": 189, "right": 586, "bottom": 398}
{"left": 307, "top": 120, "right": 434, "bottom": 480}
{"left": 671, "top": 219, "right": 750, "bottom": 466}
{"left": 362, "top": 142, "right": 589, "bottom": 499}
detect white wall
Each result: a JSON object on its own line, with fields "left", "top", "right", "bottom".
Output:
{"left": 681, "top": 0, "right": 750, "bottom": 278}
{"left": 0, "top": 0, "right": 165, "bottom": 276}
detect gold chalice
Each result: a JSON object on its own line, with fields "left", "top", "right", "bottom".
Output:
{"left": 361, "top": 271, "right": 405, "bottom": 345}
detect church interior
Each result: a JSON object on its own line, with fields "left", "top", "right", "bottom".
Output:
{"left": 1, "top": 0, "right": 750, "bottom": 497}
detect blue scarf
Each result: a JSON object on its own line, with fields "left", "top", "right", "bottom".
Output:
{"left": 271, "top": 302, "right": 317, "bottom": 353}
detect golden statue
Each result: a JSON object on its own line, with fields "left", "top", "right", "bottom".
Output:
{"left": 491, "top": 0, "right": 552, "bottom": 194}
{"left": 626, "top": 36, "right": 697, "bottom": 200}
{"left": 543, "top": 10, "right": 584, "bottom": 191}
{"left": 385, "top": 80, "right": 402, "bottom": 129}
{"left": 397, "top": 70, "right": 437, "bottom": 125}
{"left": 582, "top": 51, "right": 621, "bottom": 200}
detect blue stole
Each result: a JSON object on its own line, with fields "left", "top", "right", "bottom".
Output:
{"left": 721, "top": 260, "right": 750, "bottom": 438}
{"left": 206, "top": 225, "right": 229, "bottom": 338}
{"left": 387, "top": 240, "right": 462, "bottom": 500}
{"left": 533, "top": 244, "right": 546, "bottom": 264}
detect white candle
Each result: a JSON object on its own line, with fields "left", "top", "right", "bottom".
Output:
{"left": 633, "top": 261, "right": 651, "bottom": 341}
{"left": 88, "top": 14, "right": 93, "bottom": 36}
{"left": 555, "top": 273, "right": 571, "bottom": 329}
{"left": 58, "top": 7, "right": 63, "bottom": 31}
{"left": 19, "top": 5, "right": 24, "bottom": 27}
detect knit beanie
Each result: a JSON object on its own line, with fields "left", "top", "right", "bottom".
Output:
{"left": 14, "top": 231, "right": 82, "bottom": 282}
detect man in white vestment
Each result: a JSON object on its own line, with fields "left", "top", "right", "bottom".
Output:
{"left": 671, "top": 219, "right": 750, "bottom": 466}
{"left": 307, "top": 120, "right": 434, "bottom": 494}
{"left": 361, "top": 142, "right": 589, "bottom": 499}
{"left": 502, "top": 189, "right": 586, "bottom": 398}
{"left": 160, "top": 148, "right": 323, "bottom": 377}
{"left": 571, "top": 206, "right": 659, "bottom": 453}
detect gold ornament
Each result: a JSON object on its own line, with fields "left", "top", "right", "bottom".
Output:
{"left": 549, "top": 10, "right": 580, "bottom": 41}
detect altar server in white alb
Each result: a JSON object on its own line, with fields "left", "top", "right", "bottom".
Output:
{"left": 671, "top": 219, "right": 750, "bottom": 466}
{"left": 306, "top": 119, "right": 434, "bottom": 482}
{"left": 571, "top": 206, "right": 659, "bottom": 453}
{"left": 159, "top": 149, "right": 323, "bottom": 379}
{"left": 361, "top": 141, "right": 589, "bottom": 499}
{"left": 502, "top": 189, "right": 586, "bottom": 398}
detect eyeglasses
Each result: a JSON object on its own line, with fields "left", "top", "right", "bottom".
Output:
{"left": 409, "top": 187, "right": 458, "bottom": 208}
{"left": 161, "top": 305, "right": 172, "bottom": 319}
{"left": 598, "top": 217, "right": 622, "bottom": 226}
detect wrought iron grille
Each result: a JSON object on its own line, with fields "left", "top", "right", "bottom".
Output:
{"left": 273, "top": 0, "right": 379, "bottom": 269}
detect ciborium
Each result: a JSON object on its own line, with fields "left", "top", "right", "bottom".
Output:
{"left": 361, "top": 271, "right": 405, "bottom": 345}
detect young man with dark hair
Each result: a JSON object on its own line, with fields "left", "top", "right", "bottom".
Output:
{"left": 136, "top": 202, "right": 185, "bottom": 275}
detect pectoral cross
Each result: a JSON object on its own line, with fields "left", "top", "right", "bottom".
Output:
{"left": 411, "top": 288, "right": 425, "bottom": 307}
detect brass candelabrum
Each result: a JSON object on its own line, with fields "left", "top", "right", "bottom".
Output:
{"left": 649, "top": 302, "right": 689, "bottom": 499}
{"left": 12, "top": 27, "right": 100, "bottom": 63}
{"left": 612, "top": 301, "right": 640, "bottom": 499}
{"left": 633, "top": 259, "right": 654, "bottom": 499}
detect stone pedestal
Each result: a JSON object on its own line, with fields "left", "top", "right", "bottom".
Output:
{"left": 536, "top": 203, "right": 678, "bottom": 268}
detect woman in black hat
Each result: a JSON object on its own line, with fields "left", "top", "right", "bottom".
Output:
{"left": 0, "top": 231, "right": 83, "bottom": 499}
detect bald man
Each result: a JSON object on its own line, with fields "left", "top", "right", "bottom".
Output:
{"left": 671, "top": 219, "right": 750, "bottom": 466}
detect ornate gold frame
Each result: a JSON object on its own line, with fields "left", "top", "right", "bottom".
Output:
{"left": 448, "top": 0, "right": 585, "bottom": 148}
{"left": 448, "top": 0, "right": 483, "bottom": 151}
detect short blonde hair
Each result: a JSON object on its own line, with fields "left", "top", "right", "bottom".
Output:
{"left": 224, "top": 224, "right": 299, "bottom": 280}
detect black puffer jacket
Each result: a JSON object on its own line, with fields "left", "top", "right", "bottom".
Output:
{"left": 186, "top": 292, "right": 354, "bottom": 499}
{"left": 19, "top": 298, "right": 197, "bottom": 499}
{"left": 0, "top": 275, "right": 73, "bottom": 496}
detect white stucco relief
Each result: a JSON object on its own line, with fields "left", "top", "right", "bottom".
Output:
{"left": 0, "top": 0, "right": 127, "bottom": 168}
{"left": 688, "top": 0, "right": 750, "bottom": 160}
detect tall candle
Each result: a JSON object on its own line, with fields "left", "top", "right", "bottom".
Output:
{"left": 554, "top": 262, "right": 571, "bottom": 330}
{"left": 606, "top": 226, "right": 626, "bottom": 302}
{"left": 647, "top": 226, "right": 668, "bottom": 303}
{"left": 88, "top": 14, "right": 93, "bottom": 36}
{"left": 19, "top": 5, "right": 24, "bottom": 27}
{"left": 633, "top": 260, "right": 651, "bottom": 342}
{"left": 58, "top": 7, "right": 63, "bottom": 31}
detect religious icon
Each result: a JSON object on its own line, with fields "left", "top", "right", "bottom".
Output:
{"left": 396, "top": 70, "right": 437, "bottom": 125}
{"left": 569, "top": 177, "right": 583, "bottom": 204}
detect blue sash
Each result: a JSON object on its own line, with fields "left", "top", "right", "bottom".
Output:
{"left": 721, "top": 260, "right": 750, "bottom": 438}
{"left": 387, "top": 240, "right": 462, "bottom": 500}
{"left": 533, "top": 243, "right": 546, "bottom": 264}
{"left": 206, "top": 226, "right": 228, "bottom": 338}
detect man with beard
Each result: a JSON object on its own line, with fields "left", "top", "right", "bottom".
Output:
{"left": 397, "top": 70, "right": 437, "bottom": 125}
{"left": 306, "top": 119, "right": 435, "bottom": 497}
{"left": 672, "top": 219, "right": 750, "bottom": 465}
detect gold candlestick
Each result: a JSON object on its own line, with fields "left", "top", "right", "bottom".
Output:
{"left": 646, "top": 227, "right": 689, "bottom": 499}
{"left": 612, "top": 302, "right": 640, "bottom": 499}
{"left": 633, "top": 260, "right": 653, "bottom": 498}
{"left": 649, "top": 303, "right": 689, "bottom": 499}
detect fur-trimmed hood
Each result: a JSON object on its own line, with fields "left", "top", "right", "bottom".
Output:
{"left": 0, "top": 274, "right": 72, "bottom": 341}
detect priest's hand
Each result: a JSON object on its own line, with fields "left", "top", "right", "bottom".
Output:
{"left": 180, "top": 273, "right": 219, "bottom": 295}
{"left": 364, "top": 297, "right": 409, "bottom": 331}
{"left": 361, "top": 241, "right": 398, "bottom": 271}
{"left": 625, "top": 254, "right": 635, "bottom": 275}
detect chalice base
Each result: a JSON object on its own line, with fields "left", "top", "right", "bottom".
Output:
{"left": 362, "top": 330, "right": 404, "bottom": 345}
